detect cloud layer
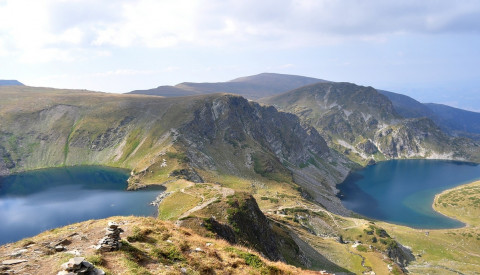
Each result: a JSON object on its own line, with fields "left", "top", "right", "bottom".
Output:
{"left": 1, "top": 0, "right": 480, "bottom": 63}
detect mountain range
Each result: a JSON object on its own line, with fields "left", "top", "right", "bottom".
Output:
{"left": 128, "top": 73, "right": 327, "bottom": 99}
{"left": 261, "top": 82, "right": 480, "bottom": 165}
{"left": 380, "top": 90, "right": 480, "bottom": 140}
{"left": 129, "top": 73, "right": 480, "bottom": 164}
{"left": 1, "top": 74, "right": 479, "bottom": 274}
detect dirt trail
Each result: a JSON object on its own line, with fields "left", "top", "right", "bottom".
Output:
{"left": 175, "top": 186, "right": 234, "bottom": 225}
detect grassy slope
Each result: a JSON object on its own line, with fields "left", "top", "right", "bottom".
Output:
{"left": 0, "top": 216, "right": 320, "bottom": 275}
{"left": 433, "top": 180, "right": 480, "bottom": 226}
{"left": 0, "top": 86, "right": 202, "bottom": 176}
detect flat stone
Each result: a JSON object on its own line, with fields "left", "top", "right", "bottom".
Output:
{"left": 82, "top": 261, "right": 93, "bottom": 269}
{"left": 55, "top": 239, "right": 71, "bottom": 246}
{"left": 10, "top": 249, "right": 28, "bottom": 257}
{"left": 72, "top": 257, "right": 85, "bottom": 266}
{"left": 107, "top": 222, "right": 118, "bottom": 229}
{"left": 2, "top": 259, "right": 27, "bottom": 265}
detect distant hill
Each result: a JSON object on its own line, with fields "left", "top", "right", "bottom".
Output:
{"left": 425, "top": 103, "right": 480, "bottom": 136}
{"left": 378, "top": 90, "right": 434, "bottom": 118}
{"left": 379, "top": 90, "right": 480, "bottom": 139}
{"left": 0, "top": 80, "right": 23, "bottom": 86}
{"left": 128, "top": 73, "right": 327, "bottom": 99}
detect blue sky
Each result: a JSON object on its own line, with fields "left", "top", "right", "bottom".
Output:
{"left": 1, "top": 0, "right": 480, "bottom": 111}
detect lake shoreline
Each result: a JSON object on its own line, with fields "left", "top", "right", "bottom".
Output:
{"left": 432, "top": 180, "right": 480, "bottom": 228}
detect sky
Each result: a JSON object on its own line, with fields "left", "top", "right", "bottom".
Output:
{"left": 1, "top": 0, "right": 480, "bottom": 111}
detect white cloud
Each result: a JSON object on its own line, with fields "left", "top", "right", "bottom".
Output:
{"left": 1, "top": 0, "right": 480, "bottom": 63}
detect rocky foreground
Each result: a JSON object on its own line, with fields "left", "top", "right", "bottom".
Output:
{"left": 0, "top": 216, "right": 328, "bottom": 275}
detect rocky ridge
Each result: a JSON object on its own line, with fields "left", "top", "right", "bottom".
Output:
{"left": 260, "top": 82, "right": 480, "bottom": 164}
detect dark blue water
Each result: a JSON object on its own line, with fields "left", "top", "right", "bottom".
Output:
{"left": 0, "top": 166, "right": 164, "bottom": 245}
{"left": 337, "top": 160, "right": 480, "bottom": 229}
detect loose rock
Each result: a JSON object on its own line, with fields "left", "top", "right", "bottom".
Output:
{"left": 57, "top": 257, "right": 105, "bottom": 275}
{"left": 2, "top": 259, "right": 27, "bottom": 265}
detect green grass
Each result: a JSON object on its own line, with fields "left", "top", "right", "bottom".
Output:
{"left": 119, "top": 240, "right": 153, "bottom": 275}
{"left": 158, "top": 191, "right": 201, "bottom": 220}
{"left": 63, "top": 122, "right": 78, "bottom": 164}
{"left": 86, "top": 253, "right": 104, "bottom": 266}
{"left": 224, "top": 247, "right": 264, "bottom": 269}
{"left": 151, "top": 243, "right": 185, "bottom": 264}
{"left": 120, "top": 128, "right": 142, "bottom": 162}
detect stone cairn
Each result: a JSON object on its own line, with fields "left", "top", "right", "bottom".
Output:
{"left": 57, "top": 257, "right": 105, "bottom": 275}
{"left": 96, "top": 222, "right": 123, "bottom": 252}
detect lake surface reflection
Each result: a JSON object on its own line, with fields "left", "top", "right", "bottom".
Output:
{"left": 0, "top": 166, "right": 163, "bottom": 245}
{"left": 337, "top": 160, "right": 480, "bottom": 229}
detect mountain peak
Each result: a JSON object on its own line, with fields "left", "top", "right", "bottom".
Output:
{"left": 228, "top": 72, "right": 326, "bottom": 83}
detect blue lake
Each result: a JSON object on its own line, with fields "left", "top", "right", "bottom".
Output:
{"left": 337, "top": 160, "right": 480, "bottom": 229}
{"left": 0, "top": 166, "right": 163, "bottom": 245}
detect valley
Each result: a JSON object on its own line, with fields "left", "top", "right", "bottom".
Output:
{"left": 0, "top": 74, "right": 479, "bottom": 274}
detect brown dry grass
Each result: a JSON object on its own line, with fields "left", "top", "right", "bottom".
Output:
{"left": 0, "top": 216, "right": 326, "bottom": 275}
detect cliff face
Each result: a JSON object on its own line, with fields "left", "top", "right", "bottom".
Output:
{"left": 179, "top": 95, "right": 329, "bottom": 169}
{"left": 261, "top": 82, "right": 480, "bottom": 164}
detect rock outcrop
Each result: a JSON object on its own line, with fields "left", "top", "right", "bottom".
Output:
{"left": 387, "top": 243, "right": 415, "bottom": 270}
